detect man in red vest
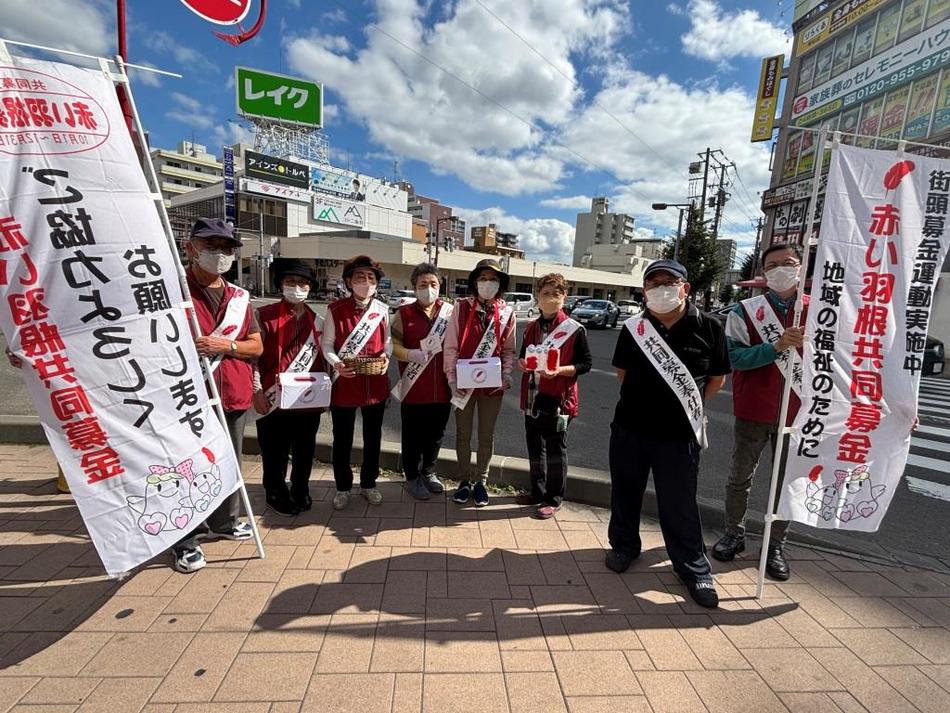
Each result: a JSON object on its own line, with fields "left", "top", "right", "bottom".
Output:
{"left": 391, "top": 263, "right": 453, "bottom": 500}
{"left": 176, "top": 217, "right": 263, "bottom": 573}
{"left": 321, "top": 255, "right": 391, "bottom": 510}
{"left": 253, "top": 259, "right": 326, "bottom": 516}
{"left": 518, "top": 273, "right": 592, "bottom": 519}
{"left": 713, "top": 244, "right": 806, "bottom": 581}
{"left": 443, "top": 259, "right": 516, "bottom": 507}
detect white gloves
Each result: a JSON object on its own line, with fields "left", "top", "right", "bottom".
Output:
{"left": 407, "top": 348, "right": 429, "bottom": 365}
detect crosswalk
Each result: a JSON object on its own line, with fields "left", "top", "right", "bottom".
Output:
{"left": 905, "top": 376, "right": 950, "bottom": 503}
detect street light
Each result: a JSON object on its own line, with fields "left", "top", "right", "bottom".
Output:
{"left": 430, "top": 215, "right": 458, "bottom": 269}
{"left": 652, "top": 202, "right": 692, "bottom": 262}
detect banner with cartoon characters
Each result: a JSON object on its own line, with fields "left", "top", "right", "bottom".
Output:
{"left": 778, "top": 143, "right": 950, "bottom": 531}
{"left": 0, "top": 56, "right": 240, "bottom": 574}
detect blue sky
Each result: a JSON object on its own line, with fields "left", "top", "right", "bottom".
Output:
{"left": 2, "top": 0, "right": 793, "bottom": 263}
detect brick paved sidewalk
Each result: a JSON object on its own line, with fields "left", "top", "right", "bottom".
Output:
{"left": 1, "top": 444, "right": 949, "bottom": 713}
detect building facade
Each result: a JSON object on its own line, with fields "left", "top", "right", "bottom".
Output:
{"left": 149, "top": 141, "right": 224, "bottom": 204}
{"left": 573, "top": 196, "right": 636, "bottom": 266}
{"left": 469, "top": 224, "right": 525, "bottom": 260}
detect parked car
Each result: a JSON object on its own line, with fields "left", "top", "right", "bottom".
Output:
{"left": 504, "top": 292, "right": 538, "bottom": 318}
{"left": 710, "top": 304, "right": 735, "bottom": 327}
{"left": 387, "top": 289, "right": 416, "bottom": 312}
{"left": 564, "top": 295, "right": 590, "bottom": 315}
{"left": 617, "top": 300, "right": 641, "bottom": 318}
{"left": 925, "top": 336, "right": 945, "bottom": 377}
{"left": 571, "top": 299, "right": 620, "bottom": 328}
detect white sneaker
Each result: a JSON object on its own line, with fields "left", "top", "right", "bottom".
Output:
{"left": 361, "top": 487, "right": 383, "bottom": 506}
{"left": 173, "top": 545, "right": 206, "bottom": 574}
{"left": 332, "top": 490, "right": 350, "bottom": 510}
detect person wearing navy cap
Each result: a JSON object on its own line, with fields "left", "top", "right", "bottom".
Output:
{"left": 174, "top": 217, "right": 263, "bottom": 573}
{"left": 605, "top": 259, "right": 731, "bottom": 608}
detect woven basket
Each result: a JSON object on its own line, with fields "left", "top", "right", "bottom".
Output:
{"left": 343, "top": 356, "right": 388, "bottom": 375}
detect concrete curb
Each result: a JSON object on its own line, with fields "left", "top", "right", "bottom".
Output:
{"left": 2, "top": 415, "right": 945, "bottom": 572}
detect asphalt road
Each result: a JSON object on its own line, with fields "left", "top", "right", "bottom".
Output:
{"left": 2, "top": 319, "right": 948, "bottom": 564}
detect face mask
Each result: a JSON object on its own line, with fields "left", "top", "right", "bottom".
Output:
{"left": 477, "top": 280, "right": 499, "bottom": 300}
{"left": 539, "top": 296, "right": 562, "bottom": 315}
{"left": 282, "top": 285, "right": 310, "bottom": 304}
{"left": 197, "top": 249, "right": 234, "bottom": 275}
{"left": 352, "top": 282, "right": 376, "bottom": 300}
{"left": 415, "top": 285, "right": 439, "bottom": 305}
{"left": 766, "top": 266, "right": 801, "bottom": 292}
{"left": 645, "top": 285, "right": 684, "bottom": 314}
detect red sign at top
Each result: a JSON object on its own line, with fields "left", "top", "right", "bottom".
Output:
{"left": 179, "top": 0, "right": 251, "bottom": 25}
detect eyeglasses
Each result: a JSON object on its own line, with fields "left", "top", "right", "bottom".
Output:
{"left": 764, "top": 259, "right": 801, "bottom": 270}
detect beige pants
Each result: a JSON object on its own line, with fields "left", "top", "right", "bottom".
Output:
{"left": 454, "top": 393, "right": 504, "bottom": 483}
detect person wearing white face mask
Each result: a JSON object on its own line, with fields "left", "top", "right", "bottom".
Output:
{"left": 714, "top": 244, "right": 806, "bottom": 581}
{"left": 443, "top": 259, "right": 517, "bottom": 507}
{"left": 320, "top": 255, "right": 392, "bottom": 509}
{"left": 606, "top": 259, "right": 730, "bottom": 609}
{"left": 252, "top": 259, "right": 326, "bottom": 516}
{"left": 176, "top": 218, "right": 263, "bottom": 573}
{"left": 391, "top": 263, "right": 453, "bottom": 500}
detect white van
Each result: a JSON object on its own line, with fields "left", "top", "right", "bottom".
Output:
{"left": 503, "top": 292, "right": 537, "bottom": 318}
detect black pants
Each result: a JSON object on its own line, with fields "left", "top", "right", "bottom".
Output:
{"left": 257, "top": 408, "right": 321, "bottom": 499}
{"left": 401, "top": 402, "right": 452, "bottom": 481}
{"left": 607, "top": 421, "right": 710, "bottom": 580}
{"left": 330, "top": 401, "right": 386, "bottom": 491}
{"left": 525, "top": 413, "right": 568, "bottom": 506}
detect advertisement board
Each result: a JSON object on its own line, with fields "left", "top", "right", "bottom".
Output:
{"left": 313, "top": 196, "right": 365, "bottom": 227}
{"left": 241, "top": 177, "right": 311, "bottom": 203}
{"left": 752, "top": 55, "right": 784, "bottom": 142}
{"left": 245, "top": 150, "right": 309, "bottom": 188}
{"left": 235, "top": 67, "right": 322, "bottom": 127}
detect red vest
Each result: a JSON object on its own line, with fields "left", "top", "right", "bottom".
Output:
{"left": 328, "top": 296, "right": 389, "bottom": 407}
{"left": 732, "top": 294, "right": 808, "bottom": 426}
{"left": 397, "top": 300, "right": 451, "bottom": 404}
{"left": 519, "top": 311, "right": 581, "bottom": 417}
{"left": 187, "top": 270, "right": 253, "bottom": 412}
{"left": 454, "top": 297, "right": 510, "bottom": 398}
{"left": 257, "top": 301, "right": 326, "bottom": 394}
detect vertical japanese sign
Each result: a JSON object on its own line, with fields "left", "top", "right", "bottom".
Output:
{"left": 779, "top": 144, "right": 950, "bottom": 531}
{"left": 0, "top": 57, "right": 241, "bottom": 575}
{"left": 751, "top": 55, "right": 783, "bottom": 142}
{"left": 223, "top": 145, "right": 235, "bottom": 227}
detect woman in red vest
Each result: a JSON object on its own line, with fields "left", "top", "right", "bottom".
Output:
{"left": 518, "top": 273, "right": 592, "bottom": 518}
{"left": 320, "top": 255, "right": 391, "bottom": 510}
{"left": 391, "top": 263, "right": 452, "bottom": 500}
{"left": 253, "top": 259, "right": 326, "bottom": 516}
{"left": 443, "top": 259, "right": 516, "bottom": 507}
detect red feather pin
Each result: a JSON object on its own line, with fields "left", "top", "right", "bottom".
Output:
{"left": 808, "top": 465, "right": 823, "bottom": 482}
{"left": 202, "top": 447, "right": 216, "bottom": 464}
{"left": 883, "top": 160, "right": 915, "bottom": 190}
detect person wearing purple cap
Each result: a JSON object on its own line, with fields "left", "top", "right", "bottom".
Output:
{"left": 173, "top": 218, "right": 263, "bottom": 573}
{"left": 605, "top": 259, "right": 730, "bottom": 608}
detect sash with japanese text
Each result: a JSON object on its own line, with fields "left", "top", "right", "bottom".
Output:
{"left": 0, "top": 57, "right": 241, "bottom": 575}
{"left": 778, "top": 144, "right": 950, "bottom": 531}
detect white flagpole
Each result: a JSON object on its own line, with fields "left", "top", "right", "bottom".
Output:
{"left": 755, "top": 127, "right": 834, "bottom": 599}
{"left": 113, "top": 56, "right": 265, "bottom": 561}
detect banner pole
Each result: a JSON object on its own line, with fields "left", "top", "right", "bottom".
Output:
{"left": 755, "top": 127, "right": 832, "bottom": 599}
{"left": 113, "top": 56, "right": 266, "bottom": 561}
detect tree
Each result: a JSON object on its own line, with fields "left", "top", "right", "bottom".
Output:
{"left": 719, "top": 284, "right": 736, "bottom": 305}
{"left": 672, "top": 207, "right": 721, "bottom": 306}
{"left": 738, "top": 251, "right": 757, "bottom": 281}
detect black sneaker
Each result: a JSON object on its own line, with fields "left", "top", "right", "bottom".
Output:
{"left": 605, "top": 549, "right": 638, "bottom": 573}
{"left": 173, "top": 545, "right": 206, "bottom": 573}
{"left": 473, "top": 481, "right": 489, "bottom": 507}
{"left": 267, "top": 492, "right": 300, "bottom": 517}
{"left": 712, "top": 532, "right": 745, "bottom": 561}
{"left": 291, "top": 490, "right": 313, "bottom": 512}
{"left": 766, "top": 544, "right": 790, "bottom": 581}
{"left": 683, "top": 575, "right": 719, "bottom": 608}
{"left": 453, "top": 480, "right": 472, "bottom": 504}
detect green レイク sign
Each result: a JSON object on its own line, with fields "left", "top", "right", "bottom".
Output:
{"left": 235, "top": 66, "right": 322, "bottom": 127}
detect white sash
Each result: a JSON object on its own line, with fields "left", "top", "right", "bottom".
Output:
{"left": 741, "top": 295, "right": 804, "bottom": 398}
{"left": 536, "top": 317, "right": 581, "bottom": 351}
{"left": 392, "top": 302, "right": 453, "bottom": 402}
{"left": 332, "top": 298, "right": 388, "bottom": 381}
{"left": 626, "top": 316, "right": 707, "bottom": 448}
{"left": 254, "top": 313, "right": 323, "bottom": 420}
{"left": 452, "top": 303, "right": 514, "bottom": 410}
{"left": 206, "top": 284, "right": 250, "bottom": 374}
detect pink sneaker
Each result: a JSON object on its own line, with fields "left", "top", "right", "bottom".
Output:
{"left": 535, "top": 504, "right": 560, "bottom": 519}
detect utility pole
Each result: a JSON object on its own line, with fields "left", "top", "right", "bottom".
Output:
{"left": 712, "top": 162, "right": 730, "bottom": 239}
{"left": 751, "top": 216, "right": 764, "bottom": 271}
{"left": 699, "top": 147, "right": 711, "bottom": 225}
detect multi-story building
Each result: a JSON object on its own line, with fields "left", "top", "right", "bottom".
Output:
{"left": 572, "top": 197, "right": 636, "bottom": 266}
{"left": 717, "top": 239, "right": 737, "bottom": 271}
{"left": 150, "top": 141, "right": 224, "bottom": 205}
{"left": 405, "top": 191, "right": 466, "bottom": 252}
{"left": 468, "top": 224, "right": 525, "bottom": 259}
{"left": 764, "top": 0, "right": 950, "bottom": 346}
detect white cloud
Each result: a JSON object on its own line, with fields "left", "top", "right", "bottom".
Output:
{"left": 146, "top": 31, "right": 219, "bottom": 73}
{"left": 213, "top": 122, "right": 257, "bottom": 146}
{"left": 539, "top": 195, "right": 594, "bottom": 210}
{"left": 680, "top": 0, "right": 787, "bottom": 63}
{"left": 167, "top": 93, "right": 214, "bottom": 130}
{"left": 454, "top": 206, "right": 577, "bottom": 264}
{"left": 0, "top": 0, "right": 111, "bottom": 56}
{"left": 130, "top": 62, "right": 163, "bottom": 88}
{"left": 285, "top": 0, "right": 630, "bottom": 195}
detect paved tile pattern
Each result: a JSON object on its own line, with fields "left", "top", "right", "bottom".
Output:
{"left": 1, "top": 444, "right": 950, "bottom": 712}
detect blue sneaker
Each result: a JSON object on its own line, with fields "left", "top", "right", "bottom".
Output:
{"left": 452, "top": 480, "right": 472, "bottom": 504}
{"left": 473, "top": 481, "right": 489, "bottom": 507}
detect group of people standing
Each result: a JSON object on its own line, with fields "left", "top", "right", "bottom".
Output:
{"left": 8, "top": 215, "right": 809, "bottom": 610}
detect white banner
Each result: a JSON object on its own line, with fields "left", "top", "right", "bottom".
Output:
{"left": 313, "top": 195, "right": 365, "bottom": 227}
{"left": 0, "top": 57, "right": 241, "bottom": 575}
{"left": 240, "top": 177, "right": 310, "bottom": 203}
{"left": 779, "top": 144, "right": 950, "bottom": 531}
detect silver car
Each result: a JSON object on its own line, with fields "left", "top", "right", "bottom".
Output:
{"left": 504, "top": 292, "right": 538, "bottom": 318}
